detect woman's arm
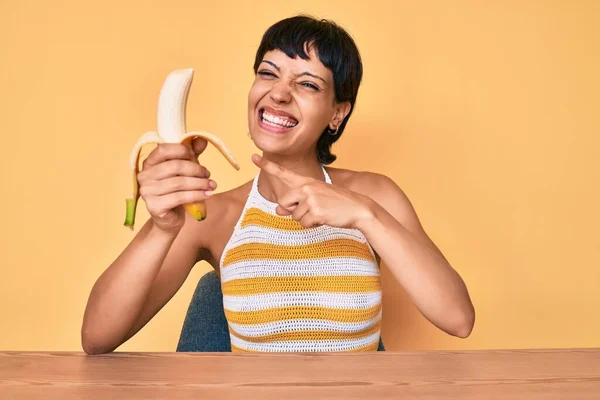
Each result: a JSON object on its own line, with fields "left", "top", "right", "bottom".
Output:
{"left": 249, "top": 155, "right": 475, "bottom": 337}
{"left": 81, "top": 214, "right": 206, "bottom": 355}
{"left": 355, "top": 173, "right": 475, "bottom": 338}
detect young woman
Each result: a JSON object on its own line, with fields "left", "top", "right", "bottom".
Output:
{"left": 82, "top": 15, "right": 475, "bottom": 354}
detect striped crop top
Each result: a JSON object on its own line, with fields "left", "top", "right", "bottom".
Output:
{"left": 219, "top": 165, "right": 382, "bottom": 352}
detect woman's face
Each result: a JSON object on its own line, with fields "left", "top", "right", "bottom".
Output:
{"left": 247, "top": 45, "right": 349, "bottom": 158}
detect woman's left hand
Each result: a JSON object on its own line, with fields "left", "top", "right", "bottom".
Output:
{"left": 252, "top": 154, "right": 374, "bottom": 229}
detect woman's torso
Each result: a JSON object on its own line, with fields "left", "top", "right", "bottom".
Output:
{"left": 199, "top": 165, "right": 382, "bottom": 352}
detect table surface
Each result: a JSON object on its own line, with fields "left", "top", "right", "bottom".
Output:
{"left": 1, "top": 348, "right": 599, "bottom": 399}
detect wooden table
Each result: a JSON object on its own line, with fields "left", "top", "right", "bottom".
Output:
{"left": 1, "top": 348, "right": 599, "bottom": 399}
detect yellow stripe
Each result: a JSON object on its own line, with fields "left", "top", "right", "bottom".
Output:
{"left": 225, "top": 303, "right": 382, "bottom": 325}
{"left": 241, "top": 207, "right": 305, "bottom": 231}
{"left": 222, "top": 275, "right": 381, "bottom": 296}
{"left": 222, "top": 239, "right": 375, "bottom": 267}
{"left": 229, "top": 321, "right": 381, "bottom": 343}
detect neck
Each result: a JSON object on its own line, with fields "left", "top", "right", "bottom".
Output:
{"left": 257, "top": 153, "right": 326, "bottom": 203}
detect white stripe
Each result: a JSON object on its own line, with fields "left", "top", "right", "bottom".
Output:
{"left": 223, "top": 291, "right": 382, "bottom": 312}
{"left": 227, "top": 224, "right": 371, "bottom": 247}
{"left": 230, "top": 330, "right": 381, "bottom": 352}
{"left": 221, "top": 258, "right": 380, "bottom": 282}
{"left": 228, "top": 312, "right": 382, "bottom": 338}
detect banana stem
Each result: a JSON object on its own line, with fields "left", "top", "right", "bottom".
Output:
{"left": 124, "top": 197, "right": 138, "bottom": 230}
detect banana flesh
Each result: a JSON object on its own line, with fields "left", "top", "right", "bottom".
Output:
{"left": 124, "top": 68, "right": 240, "bottom": 230}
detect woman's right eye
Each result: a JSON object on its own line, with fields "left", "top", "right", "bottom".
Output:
{"left": 258, "top": 71, "right": 276, "bottom": 77}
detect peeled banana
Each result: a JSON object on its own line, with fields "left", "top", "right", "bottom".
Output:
{"left": 124, "top": 68, "right": 240, "bottom": 230}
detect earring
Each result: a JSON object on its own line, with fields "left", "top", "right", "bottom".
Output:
{"left": 327, "top": 126, "right": 338, "bottom": 136}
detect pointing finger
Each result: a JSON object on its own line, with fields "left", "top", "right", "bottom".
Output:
{"left": 251, "top": 154, "right": 301, "bottom": 187}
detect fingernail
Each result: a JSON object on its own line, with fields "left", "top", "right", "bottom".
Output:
{"left": 209, "top": 180, "right": 217, "bottom": 189}
{"left": 205, "top": 190, "right": 213, "bottom": 197}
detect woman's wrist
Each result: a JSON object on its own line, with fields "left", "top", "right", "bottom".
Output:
{"left": 353, "top": 195, "right": 380, "bottom": 232}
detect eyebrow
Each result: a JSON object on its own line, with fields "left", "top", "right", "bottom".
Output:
{"left": 261, "top": 60, "right": 327, "bottom": 84}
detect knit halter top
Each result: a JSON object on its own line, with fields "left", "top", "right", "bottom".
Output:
{"left": 219, "top": 165, "right": 382, "bottom": 352}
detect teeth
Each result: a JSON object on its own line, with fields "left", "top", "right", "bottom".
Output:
{"left": 262, "top": 110, "right": 297, "bottom": 128}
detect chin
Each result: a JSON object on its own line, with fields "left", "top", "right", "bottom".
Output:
{"left": 250, "top": 134, "right": 291, "bottom": 156}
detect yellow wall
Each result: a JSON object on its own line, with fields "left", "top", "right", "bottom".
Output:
{"left": 1, "top": 0, "right": 599, "bottom": 352}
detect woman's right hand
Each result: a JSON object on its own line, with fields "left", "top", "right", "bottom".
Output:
{"left": 137, "top": 137, "right": 216, "bottom": 234}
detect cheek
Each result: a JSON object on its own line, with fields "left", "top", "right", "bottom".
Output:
{"left": 249, "top": 80, "right": 271, "bottom": 102}
{"left": 248, "top": 83, "right": 260, "bottom": 107}
{"left": 297, "top": 96, "right": 332, "bottom": 126}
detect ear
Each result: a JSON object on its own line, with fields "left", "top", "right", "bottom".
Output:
{"left": 329, "top": 101, "right": 352, "bottom": 130}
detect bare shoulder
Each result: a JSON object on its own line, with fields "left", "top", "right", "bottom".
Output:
{"left": 326, "top": 166, "right": 426, "bottom": 234}
{"left": 325, "top": 166, "right": 406, "bottom": 204}
{"left": 326, "top": 165, "right": 446, "bottom": 258}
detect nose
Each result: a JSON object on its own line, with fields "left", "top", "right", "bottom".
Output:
{"left": 269, "top": 80, "right": 292, "bottom": 104}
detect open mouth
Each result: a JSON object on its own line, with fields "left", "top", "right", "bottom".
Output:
{"left": 259, "top": 108, "right": 299, "bottom": 130}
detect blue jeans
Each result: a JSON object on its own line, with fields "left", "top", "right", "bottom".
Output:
{"left": 177, "top": 271, "right": 385, "bottom": 352}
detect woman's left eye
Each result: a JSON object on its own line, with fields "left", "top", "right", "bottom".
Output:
{"left": 301, "top": 82, "right": 319, "bottom": 90}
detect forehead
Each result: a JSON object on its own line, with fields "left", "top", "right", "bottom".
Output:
{"left": 261, "top": 47, "right": 332, "bottom": 80}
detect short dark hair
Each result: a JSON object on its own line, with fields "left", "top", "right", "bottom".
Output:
{"left": 253, "top": 15, "right": 363, "bottom": 165}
